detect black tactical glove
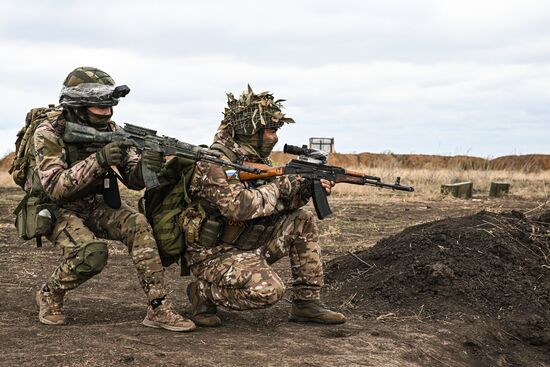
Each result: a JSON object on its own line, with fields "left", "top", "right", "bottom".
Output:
{"left": 96, "top": 140, "right": 133, "bottom": 167}
{"left": 141, "top": 149, "right": 165, "bottom": 173}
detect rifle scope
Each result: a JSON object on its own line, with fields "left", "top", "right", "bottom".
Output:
{"left": 284, "top": 144, "right": 313, "bottom": 156}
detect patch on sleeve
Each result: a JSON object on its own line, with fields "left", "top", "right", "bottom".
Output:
{"left": 42, "top": 135, "right": 63, "bottom": 156}
{"left": 224, "top": 169, "right": 240, "bottom": 183}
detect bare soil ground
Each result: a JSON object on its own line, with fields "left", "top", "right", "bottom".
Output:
{"left": 0, "top": 186, "right": 548, "bottom": 367}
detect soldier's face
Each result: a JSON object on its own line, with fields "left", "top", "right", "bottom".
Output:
{"left": 87, "top": 106, "right": 113, "bottom": 116}
{"left": 263, "top": 128, "right": 278, "bottom": 141}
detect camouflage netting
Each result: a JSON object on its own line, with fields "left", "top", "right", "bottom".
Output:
{"left": 223, "top": 85, "right": 295, "bottom": 136}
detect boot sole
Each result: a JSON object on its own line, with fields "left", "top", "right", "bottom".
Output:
{"left": 142, "top": 318, "right": 197, "bottom": 332}
{"left": 288, "top": 315, "right": 346, "bottom": 325}
{"left": 36, "top": 292, "right": 65, "bottom": 326}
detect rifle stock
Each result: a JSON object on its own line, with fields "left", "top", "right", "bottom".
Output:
{"left": 237, "top": 162, "right": 283, "bottom": 180}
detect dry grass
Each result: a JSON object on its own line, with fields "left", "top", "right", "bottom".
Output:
{"left": 1, "top": 165, "right": 548, "bottom": 201}
{"left": 0, "top": 172, "right": 17, "bottom": 188}
{"left": 332, "top": 166, "right": 550, "bottom": 201}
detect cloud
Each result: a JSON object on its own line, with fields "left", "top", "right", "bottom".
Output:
{"left": 1, "top": 0, "right": 549, "bottom": 157}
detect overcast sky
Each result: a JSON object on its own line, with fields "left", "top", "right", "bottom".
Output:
{"left": 1, "top": 0, "right": 549, "bottom": 157}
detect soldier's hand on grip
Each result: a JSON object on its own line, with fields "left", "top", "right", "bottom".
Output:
{"left": 96, "top": 140, "right": 133, "bottom": 167}
{"left": 141, "top": 149, "right": 165, "bottom": 173}
{"left": 320, "top": 179, "right": 335, "bottom": 195}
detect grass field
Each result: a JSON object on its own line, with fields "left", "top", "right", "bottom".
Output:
{"left": 331, "top": 166, "right": 549, "bottom": 200}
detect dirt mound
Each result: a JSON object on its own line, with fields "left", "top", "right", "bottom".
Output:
{"left": 0, "top": 152, "right": 14, "bottom": 172}
{"left": 0, "top": 150, "right": 548, "bottom": 173}
{"left": 271, "top": 151, "right": 550, "bottom": 171}
{"left": 326, "top": 210, "right": 550, "bottom": 352}
{"left": 490, "top": 154, "right": 550, "bottom": 171}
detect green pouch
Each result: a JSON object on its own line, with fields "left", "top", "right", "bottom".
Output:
{"left": 199, "top": 219, "right": 222, "bottom": 247}
{"left": 15, "top": 197, "right": 30, "bottom": 240}
{"left": 14, "top": 196, "right": 55, "bottom": 241}
{"left": 236, "top": 224, "right": 266, "bottom": 250}
{"left": 36, "top": 203, "right": 55, "bottom": 236}
{"left": 152, "top": 208, "right": 184, "bottom": 264}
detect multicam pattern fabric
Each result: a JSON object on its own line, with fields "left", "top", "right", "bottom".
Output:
{"left": 35, "top": 114, "right": 166, "bottom": 301}
{"left": 46, "top": 201, "right": 166, "bottom": 301}
{"left": 185, "top": 121, "right": 323, "bottom": 308}
{"left": 190, "top": 209, "right": 324, "bottom": 309}
{"left": 223, "top": 85, "right": 295, "bottom": 136}
{"left": 34, "top": 116, "right": 143, "bottom": 202}
{"left": 63, "top": 67, "right": 115, "bottom": 87}
{"left": 59, "top": 67, "right": 127, "bottom": 107}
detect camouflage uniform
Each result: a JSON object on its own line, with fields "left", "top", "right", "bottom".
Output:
{"left": 31, "top": 67, "right": 194, "bottom": 331}
{"left": 35, "top": 117, "right": 166, "bottom": 301}
{"left": 185, "top": 115, "right": 324, "bottom": 310}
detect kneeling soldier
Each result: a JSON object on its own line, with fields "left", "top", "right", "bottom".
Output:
{"left": 32, "top": 67, "right": 195, "bottom": 331}
{"left": 183, "top": 86, "right": 346, "bottom": 326}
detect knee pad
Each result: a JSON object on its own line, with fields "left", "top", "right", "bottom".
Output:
{"left": 71, "top": 242, "right": 109, "bottom": 280}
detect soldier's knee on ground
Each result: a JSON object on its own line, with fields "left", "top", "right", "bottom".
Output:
{"left": 70, "top": 241, "right": 109, "bottom": 280}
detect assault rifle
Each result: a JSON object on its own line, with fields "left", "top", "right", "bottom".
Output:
{"left": 239, "top": 144, "right": 415, "bottom": 219}
{"left": 63, "top": 121, "right": 263, "bottom": 189}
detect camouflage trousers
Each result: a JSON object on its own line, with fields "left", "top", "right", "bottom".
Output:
{"left": 190, "top": 209, "right": 324, "bottom": 310}
{"left": 46, "top": 198, "right": 166, "bottom": 301}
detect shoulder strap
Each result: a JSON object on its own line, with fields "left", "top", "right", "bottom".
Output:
{"left": 210, "top": 143, "right": 239, "bottom": 163}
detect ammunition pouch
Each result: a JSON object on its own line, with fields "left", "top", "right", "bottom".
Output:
{"left": 197, "top": 219, "right": 223, "bottom": 247}
{"left": 14, "top": 194, "right": 57, "bottom": 242}
{"left": 235, "top": 223, "right": 275, "bottom": 250}
{"left": 194, "top": 214, "right": 276, "bottom": 251}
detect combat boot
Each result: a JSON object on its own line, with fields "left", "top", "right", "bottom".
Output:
{"left": 36, "top": 284, "right": 65, "bottom": 325}
{"left": 142, "top": 300, "right": 196, "bottom": 332}
{"left": 187, "top": 281, "right": 222, "bottom": 327}
{"left": 289, "top": 300, "right": 346, "bottom": 324}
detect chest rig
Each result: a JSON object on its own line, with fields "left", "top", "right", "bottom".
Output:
{"left": 191, "top": 143, "right": 279, "bottom": 251}
{"left": 54, "top": 118, "right": 121, "bottom": 206}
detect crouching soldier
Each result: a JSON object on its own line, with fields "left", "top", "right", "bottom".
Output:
{"left": 183, "top": 86, "right": 346, "bottom": 326}
{"left": 26, "top": 67, "right": 195, "bottom": 331}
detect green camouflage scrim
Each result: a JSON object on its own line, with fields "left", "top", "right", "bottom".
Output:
{"left": 35, "top": 114, "right": 166, "bottom": 301}
{"left": 224, "top": 85, "right": 295, "bottom": 136}
{"left": 185, "top": 123, "right": 322, "bottom": 307}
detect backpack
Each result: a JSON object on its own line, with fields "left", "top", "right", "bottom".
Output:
{"left": 10, "top": 105, "right": 62, "bottom": 188}
{"left": 10, "top": 105, "right": 62, "bottom": 246}
{"left": 140, "top": 156, "right": 198, "bottom": 275}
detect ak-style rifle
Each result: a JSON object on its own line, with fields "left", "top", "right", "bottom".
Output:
{"left": 63, "top": 121, "right": 263, "bottom": 190}
{"left": 239, "top": 144, "right": 414, "bottom": 219}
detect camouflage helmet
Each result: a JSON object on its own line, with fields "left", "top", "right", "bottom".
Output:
{"left": 59, "top": 66, "right": 130, "bottom": 107}
{"left": 223, "top": 85, "right": 295, "bottom": 136}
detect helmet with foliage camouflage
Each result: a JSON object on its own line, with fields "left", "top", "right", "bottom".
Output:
{"left": 223, "top": 85, "right": 294, "bottom": 136}
{"left": 59, "top": 66, "right": 130, "bottom": 107}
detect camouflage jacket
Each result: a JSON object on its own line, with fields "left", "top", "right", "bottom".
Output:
{"left": 185, "top": 123, "right": 311, "bottom": 264}
{"left": 34, "top": 115, "right": 143, "bottom": 205}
